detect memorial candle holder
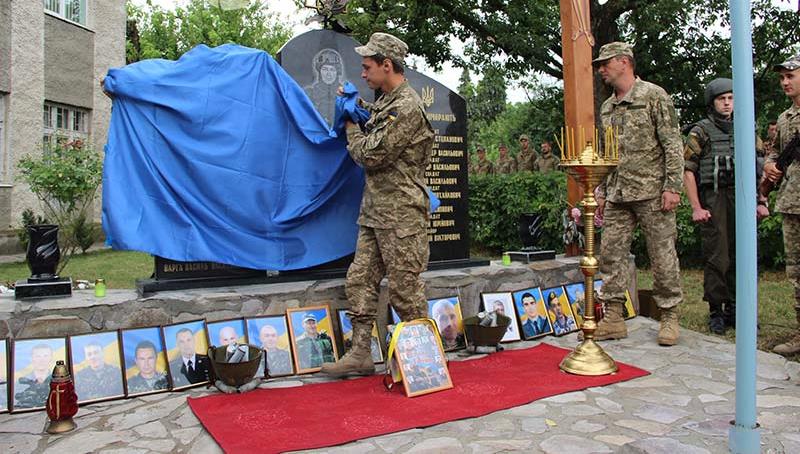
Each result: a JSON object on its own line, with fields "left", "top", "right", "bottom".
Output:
{"left": 555, "top": 126, "right": 619, "bottom": 376}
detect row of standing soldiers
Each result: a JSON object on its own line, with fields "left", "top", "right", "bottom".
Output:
{"left": 469, "top": 136, "right": 561, "bottom": 175}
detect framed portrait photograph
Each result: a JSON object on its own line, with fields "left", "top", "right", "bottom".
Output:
{"left": 69, "top": 331, "right": 125, "bottom": 404}
{"left": 427, "top": 296, "right": 466, "bottom": 351}
{"left": 390, "top": 320, "right": 453, "bottom": 397}
{"left": 479, "top": 292, "right": 522, "bottom": 342}
{"left": 163, "top": 320, "right": 210, "bottom": 390}
{"left": 207, "top": 318, "right": 247, "bottom": 348}
{"left": 121, "top": 327, "right": 170, "bottom": 397}
{"left": 287, "top": 305, "right": 338, "bottom": 374}
{"left": 564, "top": 282, "right": 587, "bottom": 327}
{"left": 542, "top": 286, "right": 580, "bottom": 336}
{"left": 337, "top": 310, "right": 383, "bottom": 364}
{"left": 623, "top": 289, "right": 636, "bottom": 319}
{"left": 245, "top": 316, "right": 295, "bottom": 377}
{"left": 512, "top": 287, "right": 553, "bottom": 340}
{"left": 11, "top": 337, "right": 67, "bottom": 412}
{"left": 0, "top": 339, "right": 8, "bottom": 413}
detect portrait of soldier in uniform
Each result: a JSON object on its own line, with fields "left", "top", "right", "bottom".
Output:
{"left": 338, "top": 310, "right": 384, "bottom": 364}
{"left": 12, "top": 338, "right": 66, "bottom": 411}
{"left": 70, "top": 332, "right": 124, "bottom": 403}
{"left": 544, "top": 287, "right": 579, "bottom": 336}
{"left": 288, "top": 306, "right": 338, "bottom": 373}
{"left": 480, "top": 292, "right": 522, "bottom": 342}
{"left": 428, "top": 297, "right": 466, "bottom": 351}
{"left": 513, "top": 288, "right": 553, "bottom": 340}
{"left": 207, "top": 319, "right": 246, "bottom": 347}
{"left": 164, "top": 321, "right": 211, "bottom": 388}
{"left": 246, "top": 316, "right": 295, "bottom": 377}
{"left": 303, "top": 48, "right": 346, "bottom": 126}
{"left": 121, "top": 327, "right": 169, "bottom": 396}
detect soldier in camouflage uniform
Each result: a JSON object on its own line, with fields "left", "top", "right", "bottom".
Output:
{"left": 495, "top": 143, "right": 518, "bottom": 174}
{"left": 763, "top": 121, "right": 778, "bottom": 157}
{"left": 764, "top": 53, "right": 800, "bottom": 355}
{"left": 593, "top": 42, "right": 684, "bottom": 346}
{"left": 296, "top": 314, "right": 335, "bottom": 369}
{"left": 321, "top": 32, "right": 435, "bottom": 377}
{"left": 683, "top": 78, "right": 770, "bottom": 335}
{"left": 470, "top": 145, "right": 494, "bottom": 175}
{"left": 533, "top": 141, "right": 560, "bottom": 173}
{"left": 13, "top": 344, "right": 53, "bottom": 410}
{"left": 74, "top": 342, "right": 124, "bottom": 401}
{"left": 517, "top": 134, "right": 538, "bottom": 172}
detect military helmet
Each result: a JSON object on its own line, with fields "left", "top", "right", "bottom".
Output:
{"left": 704, "top": 78, "right": 733, "bottom": 106}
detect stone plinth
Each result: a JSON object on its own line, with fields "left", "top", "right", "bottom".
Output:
{"left": 0, "top": 255, "right": 637, "bottom": 339}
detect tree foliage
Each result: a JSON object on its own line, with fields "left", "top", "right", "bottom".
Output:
{"left": 126, "top": 0, "right": 293, "bottom": 63}
{"left": 343, "top": 0, "right": 800, "bottom": 127}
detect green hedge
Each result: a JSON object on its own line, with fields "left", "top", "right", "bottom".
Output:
{"left": 469, "top": 172, "right": 785, "bottom": 269}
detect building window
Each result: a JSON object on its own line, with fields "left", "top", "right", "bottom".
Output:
{"left": 44, "top": 0, "right": 86, "bottom": 25}
{"left": 43, "top": 102, "right": 90, "bottom": 145}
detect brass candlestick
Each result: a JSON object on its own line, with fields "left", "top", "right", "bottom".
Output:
{"left": 555, "top": 126, "right": 619, "bottom": 376}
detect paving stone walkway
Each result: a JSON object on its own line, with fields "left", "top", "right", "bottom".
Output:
{"left": 2, "top": 317, "right": 799, "bottom": 453}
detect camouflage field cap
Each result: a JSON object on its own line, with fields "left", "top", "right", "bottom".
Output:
{"left": 355, "top": 32, "right": 409, "bottom": 62}
{"left": 302, "top": 313, "right": 317, "bottom": 323}
{"left": 773, "top": 53, "right": 800, "bottom": 72}
{"left": 592, "top": 42, "right": 634, "bottom": 66}
{"left": 519, "top": 134, "right": 530, "bottom": 141}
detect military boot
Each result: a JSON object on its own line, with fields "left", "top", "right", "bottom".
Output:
{"left": 774, "top": 306, "right": 800, "bottom": 355}
{"left": 708, "top": 302, "right": 725, "bottom": 335}
{"left": 320, "top": 321, "right": 375, "bottom": 377}
{"left": 658, "top": 306, "right": 680, "bottom": 346}
{"left": 591, "top": 302, "right": 627, "bottom": 341}
{"left": 722, "top": 301, "right": 736, "bottom": 329}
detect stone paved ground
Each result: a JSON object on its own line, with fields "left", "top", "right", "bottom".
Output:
{"left": 2, "top": 317, "right": 799, "bottom": 454}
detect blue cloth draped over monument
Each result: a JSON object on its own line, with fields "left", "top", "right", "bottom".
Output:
{"left": 102, "top": 44, "right": 370, "bottom": 270}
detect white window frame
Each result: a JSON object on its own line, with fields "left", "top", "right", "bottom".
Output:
{"left": 43, "top": 102, "right": 90, "bottom": 146}
{"left": 44, "top": 0, "right": 87, "bottom": 26}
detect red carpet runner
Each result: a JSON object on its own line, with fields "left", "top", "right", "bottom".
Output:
{"left": 188, "top": 343, "right": 649, "bottom": 453}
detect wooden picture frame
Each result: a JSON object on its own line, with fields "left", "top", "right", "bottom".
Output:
{"left": 120, "top": 326, "right": 170, "bottom": 398}
{"left": 206, "top": 318, "right": 248, "bottom": 348}
{"left": 511, "top": 287, "right": 553, "bottom": 340}
{"left": 479, "top": 292, "right": 522, "bottom": 342}
{"left": 162, "top": 320, "right": 211, "bottom": 390}
{"left": 337, "top": 309, "right": 384, "bottom": 364}
{"left": 10, "top": 336, "right": 68, "bottom": 412}
{"left": 68, "top": 331, "right": 125, "bottom": 404}
{"left": 287, "top": 305, "right": 338, "bottom": 374}
{"left": 427, "top": 296, "right": 467, "bottom": 351}
{"left": 0, "top": 338, "right": 8, "bottom": 413}
{"left": 390, "top": 320, "right": 453, "bottom": 397}
{"left": 542, "top": 285, "right": 580, "bottom": 336}
{"left": 245, "top": 315, "right": 295, "bottom": 378}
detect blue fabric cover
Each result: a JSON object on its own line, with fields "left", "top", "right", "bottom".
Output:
{"left": 102, "top": 44, "right": 367, "bottom": 270}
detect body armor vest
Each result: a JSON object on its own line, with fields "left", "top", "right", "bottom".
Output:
{"left": 696, "top": 118, "right": 734, "bottom": 192}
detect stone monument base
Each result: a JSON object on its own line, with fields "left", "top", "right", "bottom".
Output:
{"left": 14, "top": 277, "right": 72, "bottom": 300}
{"left": 0, "top": 255, "right": 637, "bottom": 341}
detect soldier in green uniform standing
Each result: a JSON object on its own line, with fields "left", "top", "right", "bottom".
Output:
{"left": 494, "top": 143, "right": 518, "bottom": 174}
{"left": 517, "top": 134, "right": 538, "bottom": 172}
{"left": 470, "top": 145, "right": 494, "bottom": 175}
{"left": 683, "top": 78, "right": 770, "bottom": 335}
{"left": 533, "top": 141, "right": 560, "bottom": 173}
{"left": 321, "top": 32, "right": 435, "bottom": 377}
{"left": 764, "top": 53, "right": 800, "bottom": 355}
{"left": 592, "top": 42, "right": 685, "bottom": 346}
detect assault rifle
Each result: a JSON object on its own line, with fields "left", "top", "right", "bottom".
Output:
{"left": 760, "top": 131, "right": 800, "bottom": 197}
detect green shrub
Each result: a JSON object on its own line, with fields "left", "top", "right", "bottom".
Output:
{"left": 17, "top": 208, "right": 49, "bottom": 254}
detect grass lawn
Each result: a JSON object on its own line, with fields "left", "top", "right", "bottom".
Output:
{"left": 0, "top": 249, "right": 152, "bottom": 289}
{"left": 3, "top": 249, "right": 797, "bottom": 359}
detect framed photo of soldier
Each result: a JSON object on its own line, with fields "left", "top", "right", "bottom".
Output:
{"left": 0, "top": 338, "right": 8, "bottom": 413}
{"left": 390, "top": 320, "right": 453, "bottom": 397}
{"left": 68, "top": 331, "right": 125, "bottom": 404}
{"left": 245, "top": 316, "right": 295, "bottom": 377}
{"left": 479, "top": 292, "right": 522, "bottom": 342}
{"left": 564, "top": 282, "right": 586, "bottom": 327}
{"left": 121, "top": 327, "right": 170, "bottom": 397}
{"left": 207, "top": 318, "right": 247, "bottom": 348}
{"left": 163, "top": 320, "right": 211, "bottom": 390}
{"left": 337, "top": 310, "right": 384, "bottom": 364}
{"left": 10, "top": 337, "right": 68, "bottom": 412}
{"left": 427, "top": 296, "right": 466, "bottom": 351}
{"left": 623, "top": 290, "right": 637, "bottom": 319}
{"left": 512, "top": 287, "right": 553, "bottom": 340}
{"left": 542, "top": 286, "right": 580, "bottom": 336}
{"left": 287, "top": 305, "right": 338, "bottom": 374}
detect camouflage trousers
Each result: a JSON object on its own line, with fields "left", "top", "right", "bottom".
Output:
{"left": 782, "top": 213, "right": 800, "bottom": 321}
{"left": 600, "top": 198, "right": 683, "bottom": 309}
{"left": 345, "top": 226, "right": 429, "bottom": 328}
{"left": 699, "top": 187, "right": 736, "bottom": 305}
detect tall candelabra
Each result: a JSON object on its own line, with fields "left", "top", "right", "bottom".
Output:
{"left": 556, "top": 126, "right": 619, "bottom": 376}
